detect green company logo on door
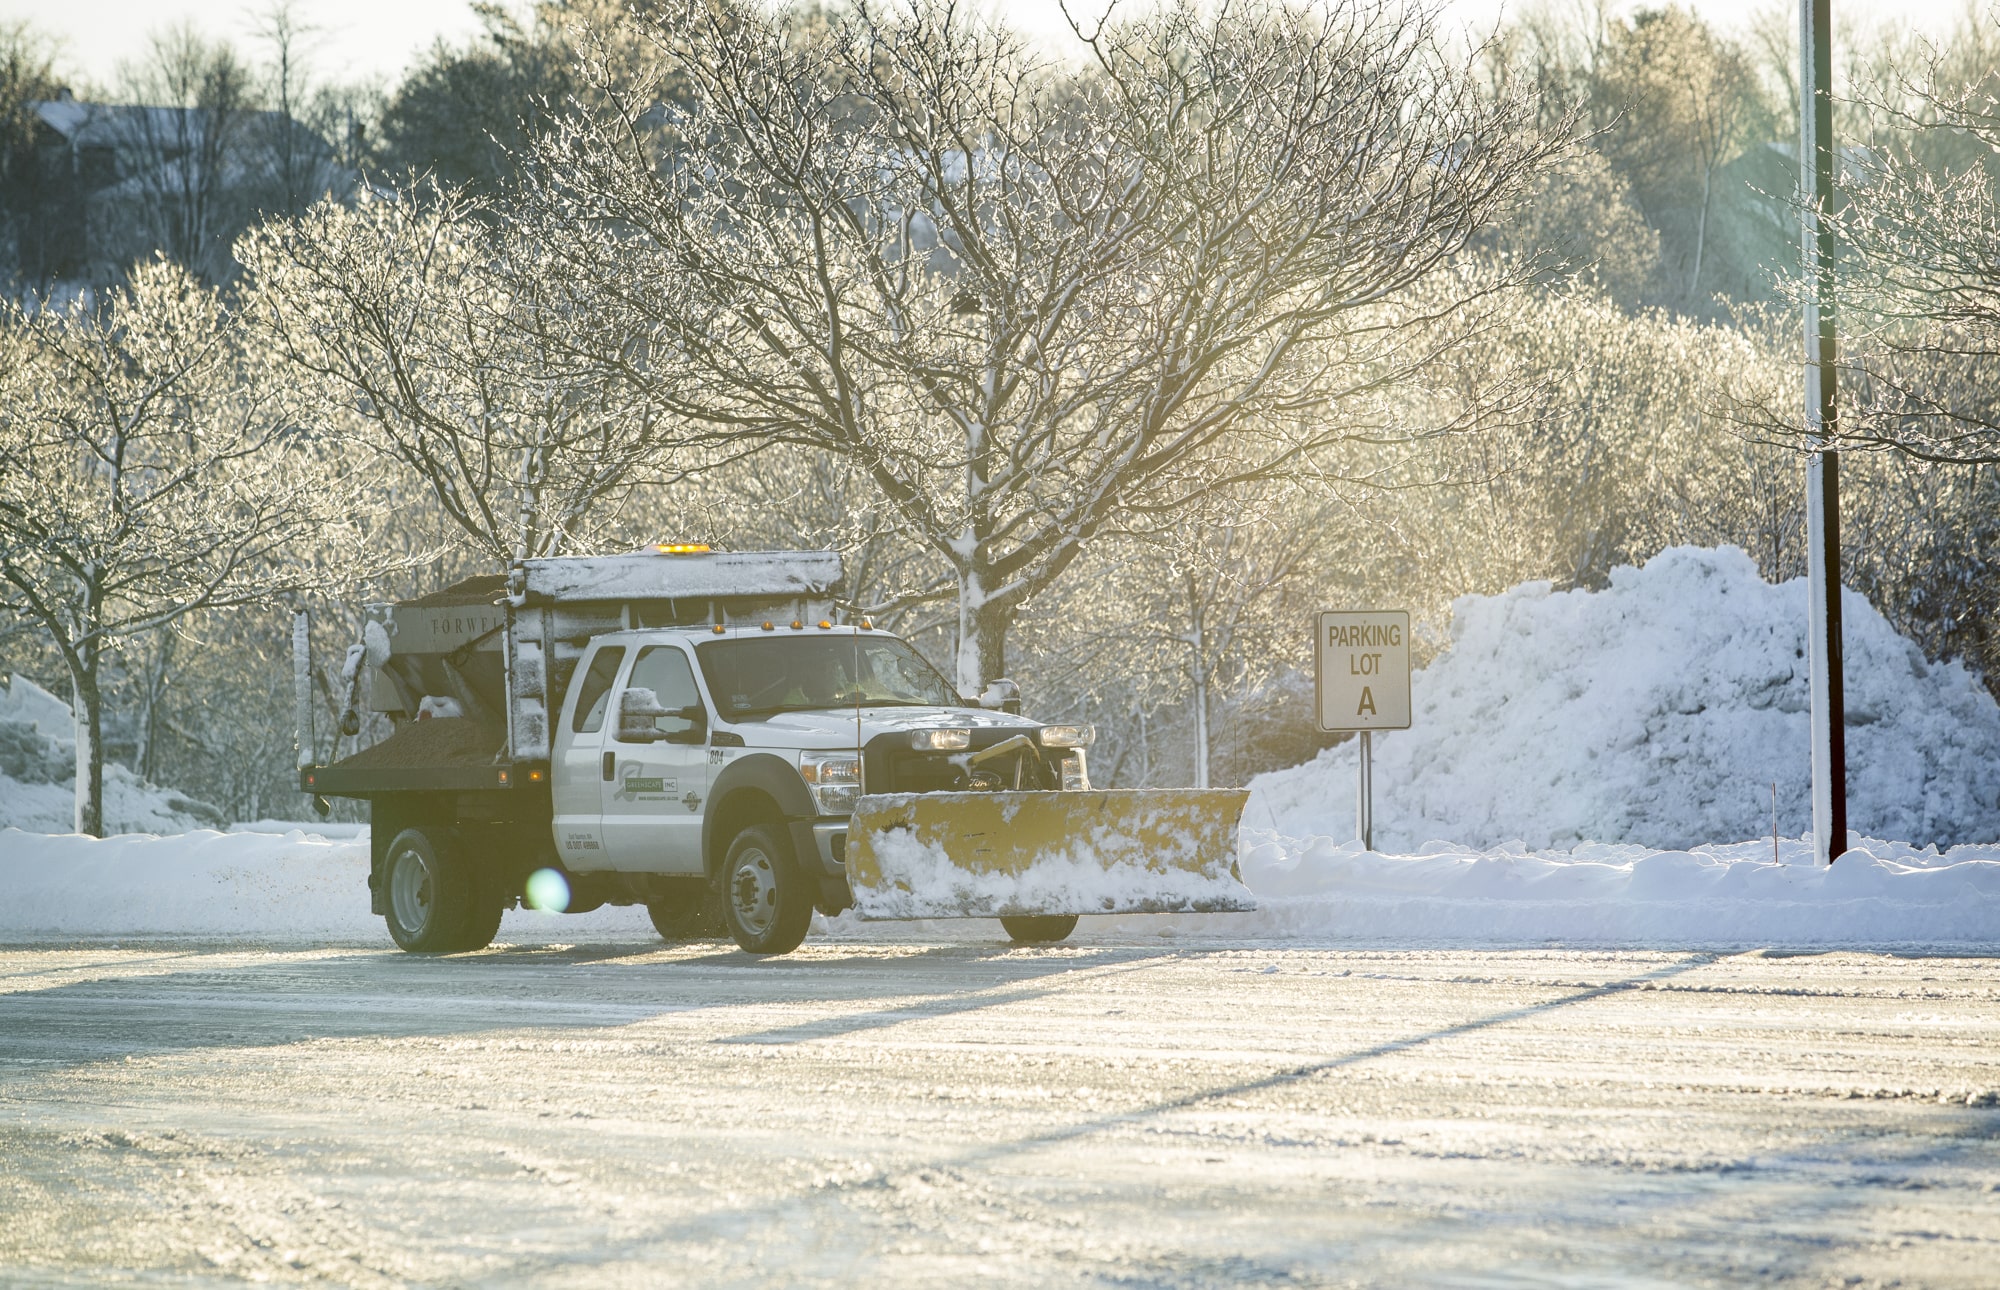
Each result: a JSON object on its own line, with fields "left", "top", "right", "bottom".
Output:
{"left": 620, "top": 775, "right": 675, "bottom": 798}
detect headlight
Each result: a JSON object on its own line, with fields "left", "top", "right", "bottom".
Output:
{"left": 908, "top": 728, "right": 972, "bottom": 751}
{"left": 798, "top": 751, "right": 863, "bottom": 815}
{"left": 1059, "top": 751, "right": 1090, "bottom": 791}
{"left": 1036, "top": 724, "right": 1096, "bottom": 748}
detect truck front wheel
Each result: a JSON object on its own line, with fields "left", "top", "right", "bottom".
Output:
{"left": 1001, "top": 915, "right": 1078, "bottom": 945}
{"left": 383, "top": 826, "right": 492, "bottom": 953}
{"left": 718, "top": 824, "right": 813, "bottom": 956}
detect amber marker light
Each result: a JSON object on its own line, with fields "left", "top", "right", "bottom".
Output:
{"left": 653, "top": 542, "right": 711, "bottom": 555}
{"left": 762, "top": 621, "right": 775, "bottom": 631}
{"left": 818, "top": 620, "right": 833, "bottom": 629}
{"left": 791, "top": 620, "right": 804, "bottom": 630}
{"left": 528, "top": 769, "right": 544, "bottom": 782}
{"left": 712, "top": 623, "right": 726, "bottom": 634}
{"left": 860, "top": 618, "right": 874, "bottom": 630}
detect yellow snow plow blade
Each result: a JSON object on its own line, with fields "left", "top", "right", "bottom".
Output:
{"left": 845, "top": 789, "right": 1256, "bottom": 920}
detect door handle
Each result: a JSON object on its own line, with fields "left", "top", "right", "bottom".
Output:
{"left": 602, "top": 751, "right": 616, "bottom": 782}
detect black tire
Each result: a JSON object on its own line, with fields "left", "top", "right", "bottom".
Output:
{"left": 1001, "top": 914, "right": 1078, "bottom": 945}
{"left": 382, "top": 825, "right": 482, "bottom": 953}
{"left": 647, "top": 879, "right": 724, "bottom": 941}
{"left": 455, "top": 882, "right": 505, "bottom": 952}
{"left": 718, "top": 824, "right": 814, "bottom": 955}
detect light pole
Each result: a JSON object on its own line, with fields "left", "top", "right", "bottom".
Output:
{"left": 1800, "top": 0, "right": 1847, "bottom": 864}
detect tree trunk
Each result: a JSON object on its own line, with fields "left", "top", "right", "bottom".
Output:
{"left": 71, "top": 657, "right": 104, "bottom": 838}
{"left": 1188, "top": 627, "right": 1211, "bottom": 791}
{"left": 1689, "top": 159, "right": 1713, "bottom": 301}
{"left": 134, "top": 630, "right": 175, "bottom": 783}
{"left": 954, "top": 566, "right": 1012, "bottom": 696}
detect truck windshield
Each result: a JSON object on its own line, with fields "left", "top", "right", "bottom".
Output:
{"left": 696, "top": 635, "right": 958, "bottom": 719}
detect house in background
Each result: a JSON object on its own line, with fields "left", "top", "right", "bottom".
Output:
{"left": 1, "top": 88, "right": 344, "bottom": 286}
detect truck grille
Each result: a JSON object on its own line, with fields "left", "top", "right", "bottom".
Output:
{"left": 862, "top": 731, "right": 1058, "bottom": 795}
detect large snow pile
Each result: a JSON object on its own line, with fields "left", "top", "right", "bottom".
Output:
{"left": 0, "top": 674, "right": 224, "bottom": 835}
{"left": 1250, "top": 547, "right": 2000, "bottom": 853}
{"left": 0, "top": 826, "right": 1992, "bottom": 949}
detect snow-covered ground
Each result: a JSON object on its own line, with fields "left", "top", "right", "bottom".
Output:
{"left": 3, "top": 942, "right": 1995, "bottom": 1286}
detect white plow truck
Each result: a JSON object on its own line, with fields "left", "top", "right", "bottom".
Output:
{"left": 297, "top": 548, "right": 1252, "bottom": 954}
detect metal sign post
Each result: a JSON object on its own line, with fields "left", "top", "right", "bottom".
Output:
{"left": 1356, "top": 730, "right": 1374, "bottom": 851}
{"left": 1801, "top": 0, "right": 1847, "bottom": 865}
{"left": 1315, "top": 610, "right": 1411, "bottom": 852}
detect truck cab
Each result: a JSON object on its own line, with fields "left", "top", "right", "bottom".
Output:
{"left": 547, "top": 622, "right": 1089, "bottom": 950}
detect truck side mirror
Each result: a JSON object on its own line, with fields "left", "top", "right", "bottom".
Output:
{"left": 970, "top": 677, "right": 1022, "bottom": 714}
{"left": 616, "top": 688, "right": 672, "bottom": 742}
{"left": 618, "top": 688, "right": 708, "bottom": 744}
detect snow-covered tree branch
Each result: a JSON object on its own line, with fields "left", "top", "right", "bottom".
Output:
{"left": 1744, "top": 16, "right": 2000, "bottom": 466}
{"left": 239, "top": 190, "right": 746, "bottom": 565}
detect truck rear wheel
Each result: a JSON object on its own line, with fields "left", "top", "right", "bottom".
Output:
{"left": 1001, "top": 915, "right": 1078, "bottom": 945}
{"left": 383, "top": 826, "right": 492, "bottom": 953}
{"left": 718, "top": 824, "right": 813, "bottom": 955}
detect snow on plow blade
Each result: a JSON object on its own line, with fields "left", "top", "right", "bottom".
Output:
{"left": 845, "top": 789, "right": 1256, "bottom": 920}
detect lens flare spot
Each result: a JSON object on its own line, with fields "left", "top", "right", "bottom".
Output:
{"left": 525, "top": 867, "right": 570, "bottom": 913}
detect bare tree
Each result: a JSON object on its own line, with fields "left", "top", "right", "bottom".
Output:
{"left": 1800, "top": 20, "right": 2000, "bottom": 468}
{"left": 1124, "top": 508, "right": 1326, "bottom": 787}
{"left": 1678, "top": 33, "right": 1756, "bottom": 299}
{"left": 0, "top": 21, "right": 62, "bottom": 282}
{"left": 522, "top": 0, "right": 1565, "bottom": 692}
{"left": 239, "top": 189, "right": 732, "bottom": 564}
{"left": 112, "top": 24, "right": 262, "bottom": 282}
{"left": 1589, "top": 7, "right": 1764, "bottom": 306}
{"left": 0, "top": 260, "right": 373, "bottom": 835}
{"left": 249, "top": 0, "right": 330, "bottom": 216}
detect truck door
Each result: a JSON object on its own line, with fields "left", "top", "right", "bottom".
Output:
{"left": 601, "top": 643, "right": 710, "bottom": 875}
{"left": 551, "top": 643, "right": 625, "bottom": 871}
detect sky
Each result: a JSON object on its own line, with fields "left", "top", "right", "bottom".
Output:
{"left": 0, "top": 0, "right": 1974, "bottom": 95}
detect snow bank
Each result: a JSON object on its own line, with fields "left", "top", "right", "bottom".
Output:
{"left": 0, "top": 828, "right": 381, "bottom": 938}
{"left": 0, "top": 826, "right": 654, "bottom": 941}
{"left": 1250, "top": 547, "right": 2000, "bottom": 852}
{"left": 0, "top": 768, "right": 226, "bottom": 836}
{"left": 1073, "top": 832, "right": 2000, "bottom": 948}
{"left": 228, "top": 818, "right": 369, "bottom": 839}
{"left": 0, "top": 673, "right": 71, "bottom": 731}
{"left": 0, "top": 675, "right": 223, "bottom": 835}
{"left": 3, "top": 824, "right": 1989, "bottom": 950}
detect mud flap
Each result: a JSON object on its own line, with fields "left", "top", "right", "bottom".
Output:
{"left": 844, "top": 789, "right": 1256, "bottom": 920}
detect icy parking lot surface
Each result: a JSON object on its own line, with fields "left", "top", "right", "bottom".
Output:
{"left": 2, "top": 937, "right": 1997, "bottom": 1287}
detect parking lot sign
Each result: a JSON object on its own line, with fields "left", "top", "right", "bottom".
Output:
{"left": 1315, "top": 610, "right": 1411, "bottom": 731}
